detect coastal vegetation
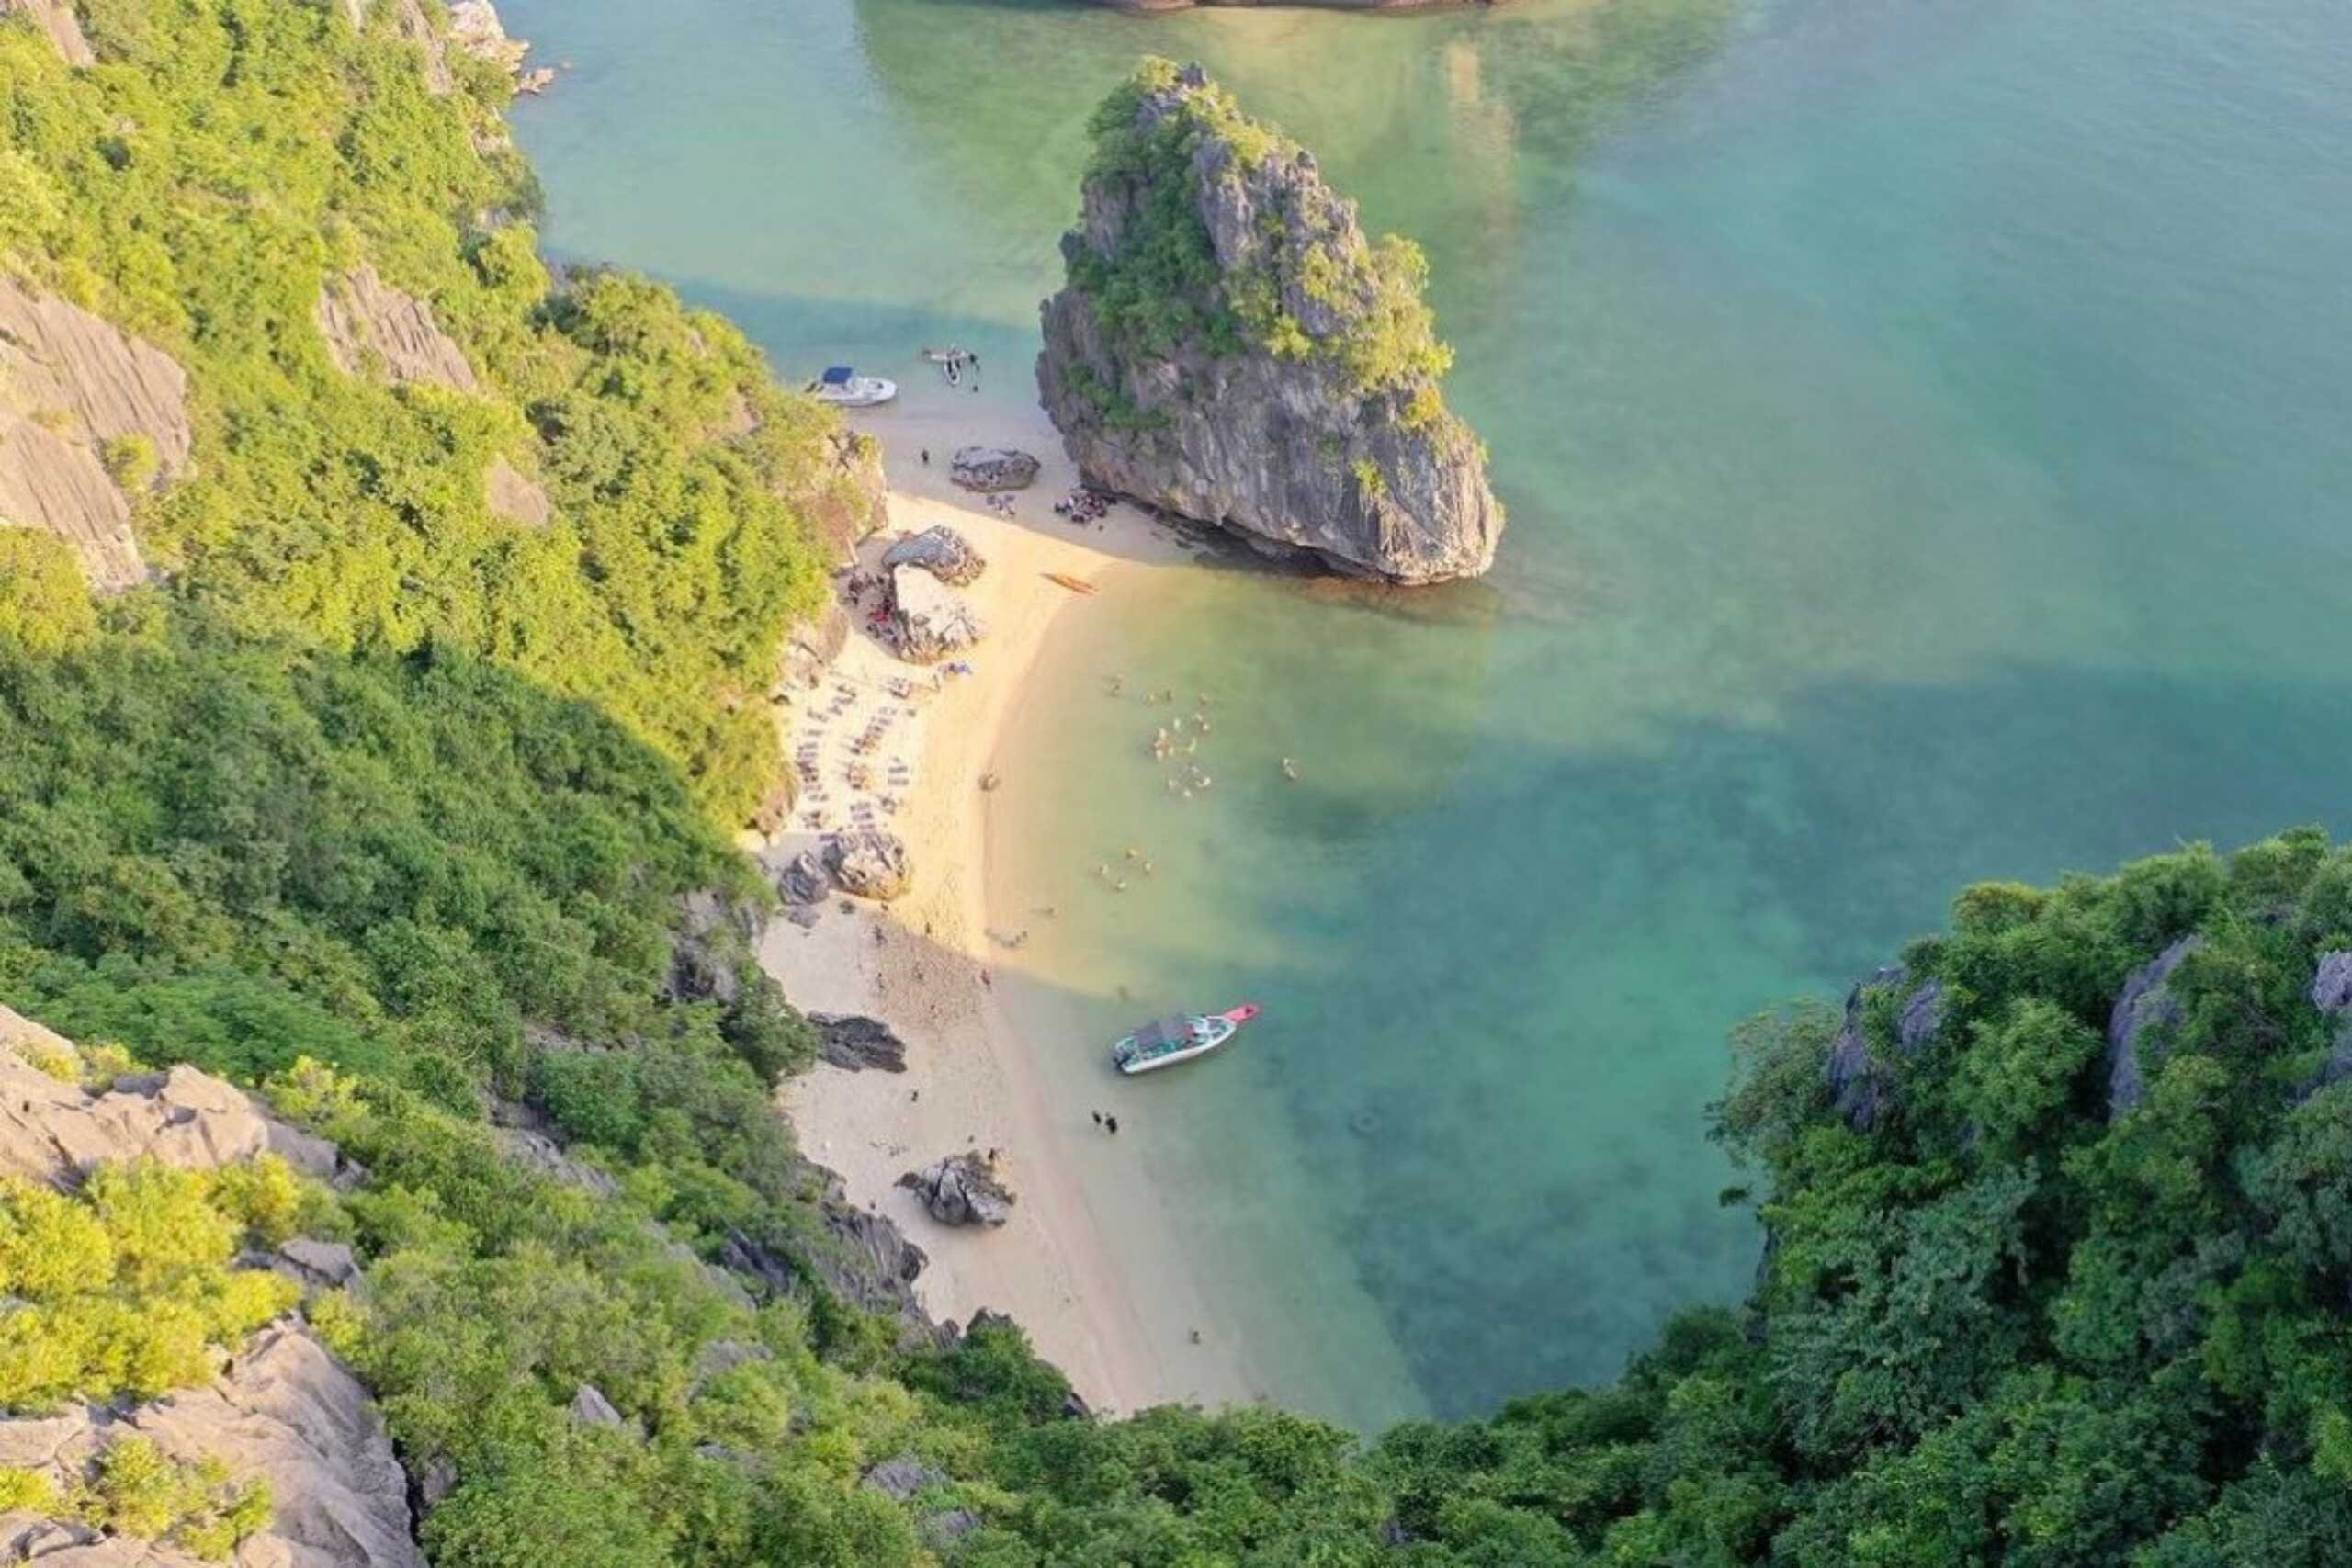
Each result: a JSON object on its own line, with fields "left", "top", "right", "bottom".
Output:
{"left": 3, "top": 3, "right": 2346, "bottom": 1564}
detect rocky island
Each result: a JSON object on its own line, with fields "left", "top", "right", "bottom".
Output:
{"left": 1037, "top": 60, "right": 1502, "bottom": 583}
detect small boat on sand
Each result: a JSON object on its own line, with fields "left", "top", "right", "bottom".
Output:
{"left": 1112, "top": 1005, "right": 1261, "bottom": 1075}
{"left": 806, "top": 366, "right": 897, "bottom": 407}
{"left": 1046, "top": 572, "right": 1098, "bottom": 595}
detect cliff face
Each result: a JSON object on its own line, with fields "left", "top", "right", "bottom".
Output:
{"left": 1037, "top": 61, "right": 1501, "bottom": 583}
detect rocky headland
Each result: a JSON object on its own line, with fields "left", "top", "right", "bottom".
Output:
{"left": 1036, "top": 60, "right": 1502, "bottom": 584}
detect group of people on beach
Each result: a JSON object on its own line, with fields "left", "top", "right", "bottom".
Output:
{"left": 1090, "top": 1110, "right": 1121, "bottom": 1135}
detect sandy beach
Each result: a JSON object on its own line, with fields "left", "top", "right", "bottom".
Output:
{"left": 758, "top": 382, "right": 1267, "bottom": 1416}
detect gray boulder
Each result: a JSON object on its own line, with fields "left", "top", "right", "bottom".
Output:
{"left": 883, "top": 524, "right": 988, "bottom": 586}
{"left": 570, "top": 1383, "right": 625, "bottom": 1427}
{"left": 276, "top": 1236, "right": 364, "bottom": 1292}
{"left": 2312, "top": 950, "right": 2352, "bottom": 1016}
{"left": 826, "top": 830, "right": 913, "bottom": 902}
{"left": 885, "top": 566, "right": 987, "bottom": 664}
{"left": 861, "top": 1454, "right": 944, "bottom": 1502}
{"left": 898, "top": 1152, "right": 1015, "bottom": 1228}
{"left": 810, "top": 1013, "right": 909, "bottom": 1073}
{"left": 947, "top": 446, "right": 1040, "bottom": 493}
{"left": 2107, "top": 935, "right": 2205, "bottom": 1117}
{"left": 777, "top": 848, "right": 832, "bottom": 906}
{"left": 1036, "top": 62, "right": 1500, "bottom": 584}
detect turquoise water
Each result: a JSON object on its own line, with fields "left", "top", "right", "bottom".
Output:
{"left": 503, "top": 0, "right": 2352, "bottom": 1424}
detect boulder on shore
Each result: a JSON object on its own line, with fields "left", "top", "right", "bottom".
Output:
{"left": 810, "top": 1012, "right": 909, "bottom": 1073}
{"left": 948, "top": 446, "right": 1040, "bottom": 493}
{"left": 883, "top": 524, "right": 989, "bottom": 586}
{"left": 886, "top": 565, "right": 988, "bottom": 664}
{"left": 826, "top": 829, "right": 913, "bottom": 901}
{"left": 1036, "top": 61, "right": 1501, "bottom": 584}
{"left": 898, "top": 1152, "right": 1016, "bottom": 1228}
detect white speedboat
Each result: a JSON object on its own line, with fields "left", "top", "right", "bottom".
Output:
{"left": 806, "top": 366, "right": 897, "bottom": 407}
{"left": 1111, "top": 1004, "right": 1261, "bottom": 1075}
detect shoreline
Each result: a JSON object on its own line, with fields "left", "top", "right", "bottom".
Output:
{"left": 757, "top": 384, "right": 1265, "bottom": 1415}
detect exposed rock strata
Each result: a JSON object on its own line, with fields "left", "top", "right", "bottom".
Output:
{"left": 0, "top": 280, "right": 193, "bottom": 591}
{"left": 314, "top": 265, "right": 480, "bottom": 392}
{"left": 899, "top": 1152, "right": 1015, "bottom": 1228}
{"left": 1037, "top": 62, "right": 1500, "bottom": 583}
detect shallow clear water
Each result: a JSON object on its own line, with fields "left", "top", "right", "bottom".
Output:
{"left": 504, "top": 0, "right": 2352, "bottom": 1424}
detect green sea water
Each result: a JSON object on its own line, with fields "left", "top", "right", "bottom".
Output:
{"left": 501, "top": 0, "right": 2352, "bottom": 1426}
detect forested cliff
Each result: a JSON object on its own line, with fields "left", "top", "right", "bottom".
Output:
{"left": 1, "top": 5, "right": 2346, "bottom": 1565}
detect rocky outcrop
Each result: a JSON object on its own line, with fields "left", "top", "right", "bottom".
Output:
{"left": 777, "top": 601, "right": 851, "bottom": 694}
{"left": 947, "top": 447, "right": 1039, "bottom": 493}
{"left": 2312, "top": 951, "right": 2352, "bottom": 1017}
{"left": 884, "top": 567, "right": 987, "bottom": 665}
{"left": 447, "top": 0, "right": 549, "bottom": 93}
{"left": 0, "top": 1010, "right": 414, "bottom": 1567}
{"left": 0, "top": 1010, "right": 339, "bottom": 1187}
{"left": 809, "top": 1013, "right": 908, "bottom": 1074}
{"left": 883, "top": 525, "right": 988, "bottom": 587}
{"left": 665, "top": 889, "right": 765, "bottom": 1008}
{"left": 1, "top": 0, "right": 95, "bottom": 65}
{"left": 483, "top": 456, "right": 550, "bottom": 525}
{"left": 0, "top": 1326, "right": 424, "bottom": 1568}
{"left": 1821, "top": 967, "right": 1945, "bottom": 1133}
{"left": 825, "top": 830, "right": 913, "bottom": 901}
{"left": 790, "top": 431, "right": 890, "bottom": 564}
{"left": 719, "top": 1183, "right": 930, "bottom": 1327}
{"left": 2107, "top": 935, "right": 2204, "bottom": 1117}
{"left": 0, "top": 280, "right": 193, "bottom": 591}
{"left": 314, "top": 265, "right": 479, "bottom": 393}
{"left": 1037, "top": 61, "right": 1500, "bottom": 584}
{"left": 898, "top": 1152, "right": 1015, "bottom": 1228}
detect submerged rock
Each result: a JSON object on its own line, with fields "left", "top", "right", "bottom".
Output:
{"left": 2107, "top": 934, "right": 2204, "bottom": 1117}
{"left": 826, "top": 830, "right": 913, "bottom": 901}
{"left": 899, "top": 1152, "right": 1016, "bottom": 1228}
{"left": 883, "top": 524, "right": 989, "bottom": 586}
{"left": 1036, "top": 60, "right": 1501, "bottom": 583}
{"left": 948, "top": 446, "right": 1040, "bottom": 493}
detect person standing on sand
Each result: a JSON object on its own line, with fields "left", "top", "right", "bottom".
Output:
{"left": 921, "top": 448, "right": 929, "bottom": 466}
{"left": 1091, "top": 1111, "right": 1102, "bottom": 1127}
{"left": 1106, "top": 1116, "right": 1119, "bottom": 1135}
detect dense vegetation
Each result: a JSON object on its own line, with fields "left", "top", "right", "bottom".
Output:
{"left": 1, "top": 0, "right": 860, "bottom": 822}
{"left": 6, "top": 5, "right": 2348, "bottom": 1565}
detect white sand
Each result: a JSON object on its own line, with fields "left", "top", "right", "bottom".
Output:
{"left": 758, "top": 388, "right": 1264, "bottom": 1415}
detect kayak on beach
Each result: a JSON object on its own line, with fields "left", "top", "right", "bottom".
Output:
{"left": 1111, "top": 1005, "right": 1261, "bottom": 1075}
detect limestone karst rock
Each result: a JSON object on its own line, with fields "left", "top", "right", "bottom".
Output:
{"left": 0, "top": 280, "right": 193, "bottom": 592}
{"left": 882, "top": 524, "right": 988, "bottom": 587}
{"left": 1037, "top": 61, "right": 1501, "bottom": 583}
{"left": 898, "top": 1152, "right": 1016, "bottom": 1228}
{"left": 314, "top": 264, "right": 480, "bottom": 392}
{"left": 826, "top": 829, "right": 914, "bottom": 901}
{"left": 947, "top": 446, "right": 1041, "bottom": 493}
